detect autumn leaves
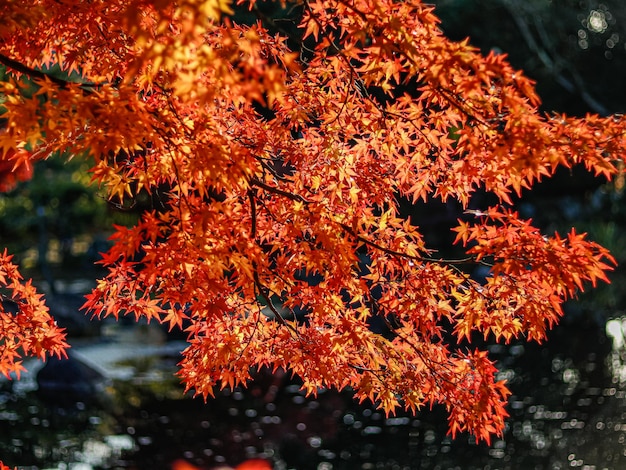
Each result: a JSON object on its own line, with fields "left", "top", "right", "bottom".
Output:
{"left": 0, "top": 0, "right": 625, "bottom": 444}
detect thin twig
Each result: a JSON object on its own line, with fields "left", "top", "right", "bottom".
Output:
{"left": 249, "top": 177, "right": 307, "bottom": 202}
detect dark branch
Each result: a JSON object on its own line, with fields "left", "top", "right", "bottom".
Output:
{"left": 338, "top": 222, "right": 476, "bottom": 266}
{"left": 0, "top": 53, "right": 98, "bottom": 91}
{"left": 249, "top": 177, "right": 307, "bottom": 202}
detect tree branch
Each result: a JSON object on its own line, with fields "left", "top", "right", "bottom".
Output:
{"left": 338, "top": 221, "right": 476, "bottom": 265}
{"left": 249, "top": 177, "right": 308, "bottom": 202}
{"left": 0, "top": 53, "right": 98, "bottom": 91}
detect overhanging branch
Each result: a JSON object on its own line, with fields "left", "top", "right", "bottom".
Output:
{"left": 0, "top": 53, "right": 98, "bottom": 92}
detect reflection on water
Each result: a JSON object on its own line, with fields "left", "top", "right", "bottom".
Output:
{"left": 2, "top": 316, "right": 626, "bottom": 469}
{"left": 0, "top": 392, "right": 131, "bottom": 468}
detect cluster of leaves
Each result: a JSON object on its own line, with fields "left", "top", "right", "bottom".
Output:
{"left": 0, "top": 143, "right": 33, "bottom": 192}
{"left": 0, "top": 249, "right": 67, "bottom": 378}
{"left": 0, "top": 0, "right": 625, "bottom": 445}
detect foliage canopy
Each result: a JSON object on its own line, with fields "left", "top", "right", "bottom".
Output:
{"left": 0, "top": 0, "right": 624, "bottom": 444}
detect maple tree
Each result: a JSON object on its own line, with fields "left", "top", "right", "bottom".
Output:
{"left": 0, "top": 0, "right": 624, "bottom": 447}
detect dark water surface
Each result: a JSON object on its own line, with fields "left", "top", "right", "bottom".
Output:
{"left": 2, "top": 315, "right": 626, "bottom": 470}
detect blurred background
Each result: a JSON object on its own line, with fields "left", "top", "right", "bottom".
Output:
{"left": 2, "top": 0, "right": 626, "bottom": 468}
